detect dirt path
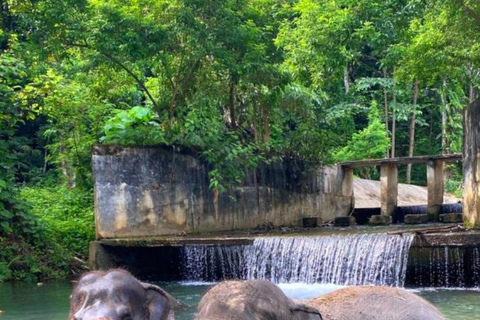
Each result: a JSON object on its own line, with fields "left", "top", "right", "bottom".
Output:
{"left": 354, "top": 178, "right": 460, "bottom": 208}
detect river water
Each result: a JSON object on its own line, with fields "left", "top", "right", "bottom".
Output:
{"left": 0, "top": 280, "right": 479, "bottom": 320}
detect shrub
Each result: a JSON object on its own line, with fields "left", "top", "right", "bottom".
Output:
{"left": 0, "top": 186, "right": 94, "bottom": 282}
{"left": 19, "top": 186, "right": 94, "bottom": 257}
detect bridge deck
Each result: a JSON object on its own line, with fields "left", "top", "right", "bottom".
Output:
{"left": 338, "top": 154, "right": 462, "bottom": 168}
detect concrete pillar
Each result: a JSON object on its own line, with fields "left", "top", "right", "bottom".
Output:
{"left": 380, "top": 163, "right": 398, "bottom": 217}
{"left": 464, "top": 97, "right": 480, "bottom": 228}
{"left": 427, "top": 160, "right": 444, "bottom": 221}
{"left": 336, "top": 166, "right": 354, "bottom": 216}
{"left": 338, "top": 166, "right": 354, "bottom": 197}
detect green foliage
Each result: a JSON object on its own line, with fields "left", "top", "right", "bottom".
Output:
{"left": 201, "top": 133, "right": 264, "bottom": 193}
{"left": 0, "top": 46, "right": 40, "bottom": 240}
{"left": 11, "top": 0, "right": 467, "bottom": 190}
{"left": 445, "top": 179, "right": 463, "bottom": 199}
{"left": 444, "top": 163, "right": 464, "bottom": 198}
{"left": 102, "top": 107, "right": 166, "bottom": 145}
{"left": 19, "top": 186, "right": 94, "bottom": 256}
{"left": 334, "top": 102, "right": 390, "bottom": 162}
{"left": 0, "top": 186, "right": 94, "bottom": 282}
{"left": 0, "top": 0, "right": 475, "bottom": 282}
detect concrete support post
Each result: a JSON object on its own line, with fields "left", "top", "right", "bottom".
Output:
{"left": 464, "top": 97, "right": 480, "bottom": 228}
{"left": 380, "top": 163, "right": 398, "bottom": 217}
{"left": 336, "top": 166, "right": 354, "bottom": 216}
{"left": 427, "top": 160, "right": 444, "bottom": 221}
{"left": 341, "top": 166, "right": 354, "bottom": 197}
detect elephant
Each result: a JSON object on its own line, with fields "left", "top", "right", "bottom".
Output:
{"left": 305, "top": 286, "right": 445, "bottom": 320}
{"left": 68, "top": 269, "right": 180, "bottom": 320}
{"left": 195, "top": 279, "right": 323, "bottom": 320}
{"left": 195, "top": 280, "right": 445, "bottom": 320}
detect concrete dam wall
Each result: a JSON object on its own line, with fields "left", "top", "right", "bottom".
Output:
{"left": 92, "top": 146, "right": 353, "bottom": 239}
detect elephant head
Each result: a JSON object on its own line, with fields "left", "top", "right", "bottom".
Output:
{"left": 195, "top": 280, "right": 322, "bottom": 320}
{"left": 69, "top": 269, "right": 180, "bottom": 320}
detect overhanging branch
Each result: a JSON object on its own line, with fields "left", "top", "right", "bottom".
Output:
{"left": 454, "top": 0, "right": 480, "bottom": 26}
{"left": 69, "top": 42, "right": 160, "bottom": 111}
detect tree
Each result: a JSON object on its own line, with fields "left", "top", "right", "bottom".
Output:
{"left": 334, "top": 101, "right": 390, "bottom": 174}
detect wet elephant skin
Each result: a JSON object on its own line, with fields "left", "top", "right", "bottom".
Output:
{"left": 69, "top": 269, "right": 179, "bottom": 320}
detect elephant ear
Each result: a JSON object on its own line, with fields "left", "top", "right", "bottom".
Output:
{"left": 142, "top": 282, "right": 182, "bottom": 320}
{"left": 291, "top": 303, "right": 323, "bottom": 320}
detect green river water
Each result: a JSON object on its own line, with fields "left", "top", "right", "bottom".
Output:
{"left": 0, "top": 280, "right": 479, "bottom": 320}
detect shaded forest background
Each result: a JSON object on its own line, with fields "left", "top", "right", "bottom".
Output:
{"left": 1, "top": 0, "right": 478, "bottom": 281}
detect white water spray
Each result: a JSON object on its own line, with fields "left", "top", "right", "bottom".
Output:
{"left": 181, "top": 233, "right": 414, "bottom": 287}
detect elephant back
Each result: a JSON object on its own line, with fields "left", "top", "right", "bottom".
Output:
{"left": 196, "top": 280, "right": 322, "bottom": 320}
{"left": 305, "top": 286, "right": 445, "bottom": 320}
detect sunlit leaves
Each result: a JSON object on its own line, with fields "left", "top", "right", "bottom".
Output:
{"left": 334, "top": 101, "right": 390, "bottom": 162}
{"left": 102, "top": 106, "right": 166, "bottom": 145}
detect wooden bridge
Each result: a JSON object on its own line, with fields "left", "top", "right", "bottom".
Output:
{"left": 337, "top": 154, "right": 463, "bottom": 224}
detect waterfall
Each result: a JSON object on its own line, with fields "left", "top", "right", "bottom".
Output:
{"left": 180, "top": 245, "right": 246, "bottom": 281}
{"left": 181, "top": 233, "right": 414, "bottom": 287}
{"left": 408, "top": 246, "right": 480, "bottom": 287}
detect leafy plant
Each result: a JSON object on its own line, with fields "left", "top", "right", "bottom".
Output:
{"left": 102, "top": 106, "right": 166, "bottom": 145}
{"left": 334, "top": 101, "right": 390, "bottom": 162}
{"left": 0, "top": 185, "right": 94, "bottom": 282}
{"left": 19, "top": 186, "right": 94, "bottom": 257}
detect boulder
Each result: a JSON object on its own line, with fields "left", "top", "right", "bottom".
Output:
{"left": 334, "top": 217, "right": 356, "bottom": 227}
{"left": 369, "top": 215, "right": 392, "bottom": 225}
{"left": 404, "top": 214, "right": 429, "bottom": 224}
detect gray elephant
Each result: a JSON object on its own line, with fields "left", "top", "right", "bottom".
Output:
{"left": 196, "top": 280, "right": 445, "bottom": 320}
{"left": 69, "top": 269, "right": 180, "bottom": 320}
{"left": 195, "top": 280, "right": 322, "bottom": 320}
{"left": 306, "top": 286, "right": 445, "bottom": 320}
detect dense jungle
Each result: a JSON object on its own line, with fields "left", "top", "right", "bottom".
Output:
{"left": 0, "top": 0, "right": 478, "bottom": 281}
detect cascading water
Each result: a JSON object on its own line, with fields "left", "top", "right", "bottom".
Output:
{"left": 180, "top": 245, "right": 246, "bottom": 281}
{"left": 407, "top": 246, "right": 480, "bottom": 287}
{"left": 181, "top": 233, "right": 414, "bottom": 287}
{"left": 245, "top": 234, "right": 413, "bottom": 286}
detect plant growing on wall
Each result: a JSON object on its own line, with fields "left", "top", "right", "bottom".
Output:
{"left": 102, "top": 106, "right": 166, "bottom": 146}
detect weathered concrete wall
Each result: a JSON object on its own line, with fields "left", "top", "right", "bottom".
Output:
{"left": 92, "top": 146, "right": 352, "bottom": 239}
{"left": 464, "top": 98, "right": 480, "bottom": 227}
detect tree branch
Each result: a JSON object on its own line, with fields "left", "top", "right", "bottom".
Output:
{"left": 455, "top": 0, "right": 480, "bottom": 26}
{"left": 69, "top": 43, "right": 160, "bottom": 111}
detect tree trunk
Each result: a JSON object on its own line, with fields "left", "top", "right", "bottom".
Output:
{"left": 463, "top": 85, "right": 480, "bottom": 227}
{"left": 406, "top": 81, "right": 419, "bottom": 184}
{"left": 392, "top": 91, "right": 396, "bottom": 158}
{"left": 252, "top": 98, "right": 259, "bottom": 143}
{"left": 262, "top": 105, "right": 270, "bottom": 143}
{"left": 43, "top": 148, "right": 48, "bottom": 174}
{"left": 60, "top": 159, "right": 76, "bottom": 189}
{"left": 441, "top": 79, "right": 448, "bottom": 154}
{"left": 344, "top": 65, "right": 350, "bottom": 94}
{"left": 229, "top": 77, "right": 237, "bottom": 131}
{"left": 383, "top": 69, "right": 390, "bottom": 158}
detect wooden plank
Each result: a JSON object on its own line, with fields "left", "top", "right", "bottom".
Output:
{"left": 338, "top": 154, "right": 462, "bottom": 168}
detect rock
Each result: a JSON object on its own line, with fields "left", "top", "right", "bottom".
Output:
{"left": 369, "top": 215, "right": 392, "bottom": 225}
{"left": 280, "top": 227, "right": 293, "bottom": 233}
{"left": 439, "top": 213, "right": 463, "bottom": 223}
{"left": 334, "top": 217, "right": 356, "bottom": 227}
{"left": 302, "top": 218, "right": 318, "bottom": 228}
{"left": 404, "top": 214, "right": 429, "bottom": 224}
